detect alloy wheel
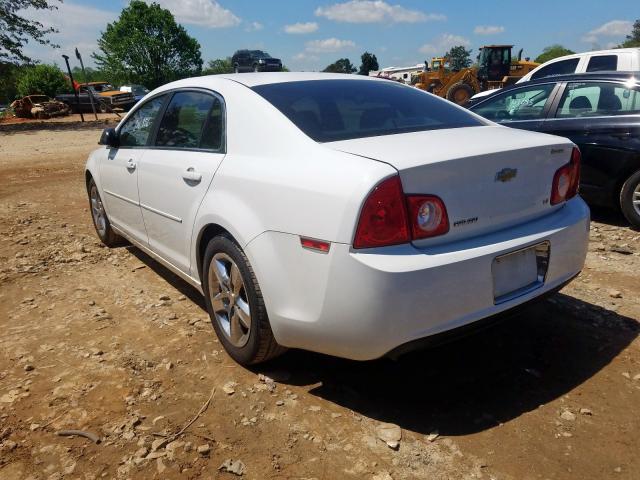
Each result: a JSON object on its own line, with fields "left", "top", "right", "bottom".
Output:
{"left": 208, "top": 253, "right": 251, "bottom": 347}
{"left": 633, "top": 183, "right": 640, "bottom": 217}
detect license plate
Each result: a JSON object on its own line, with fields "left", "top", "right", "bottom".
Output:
{"left": 492, "top": 242, "right": 549, "bottom": 303}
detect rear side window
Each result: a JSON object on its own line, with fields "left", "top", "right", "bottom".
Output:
{"left": 530, "top": 58, "right": 579, "bottom": 80}
{"left": 252, "top": 79, "right": 483, "bottom": 142}
{"left": 119, "top": 95, "right": 166, "bottom": 147}
{"left": 586, "top": 55, "right": 618, "bottom": 72}
{"left": 555, "top": 82, "right": 640, "bottom": 117}
{"left": 155, "top": 91, "right": 223, "bottom": 150}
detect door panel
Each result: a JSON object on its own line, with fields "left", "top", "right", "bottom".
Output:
{"left": 99, "top": 94, "right": 167, "bottom": 244}
{"left": 100, "top": 148, "right": 147, "bottom": 243}
{"left": 138, "top": 151, "right": 224, "bottom": 273}
{"left": 138, "top": 90, "right": 226, "bottom": 274}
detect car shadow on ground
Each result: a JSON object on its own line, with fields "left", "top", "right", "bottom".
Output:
{"left": 127, "top": 246, "right": 638, "bottom": 437}
{"left": 269, "top": 294, "right": 638, "bottom": 437}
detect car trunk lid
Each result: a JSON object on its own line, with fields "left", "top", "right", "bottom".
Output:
{"left": 325, "top": 125, "right": 575, "bottom": 245}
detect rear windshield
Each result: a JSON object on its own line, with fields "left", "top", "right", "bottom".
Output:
{"left": 252, "top": 79, "right": 483, "bottom": 142}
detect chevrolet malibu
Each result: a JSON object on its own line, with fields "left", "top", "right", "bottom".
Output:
{"left": 85, "top": 73, "right": 590, "bottom": 365}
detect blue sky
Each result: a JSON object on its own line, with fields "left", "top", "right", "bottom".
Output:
{"left": 26, "top": 0, "right": 639, "bottom": 71}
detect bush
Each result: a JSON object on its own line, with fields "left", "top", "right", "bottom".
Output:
{"left": 16, "top": 64, "right": 68, "bottom": 98}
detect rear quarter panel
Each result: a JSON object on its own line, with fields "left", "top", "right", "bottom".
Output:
{"left": 189, "top": 81, "right": 396, "bottom": 278}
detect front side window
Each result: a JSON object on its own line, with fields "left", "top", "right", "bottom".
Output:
{"left": 473, "top": 84, "right": 556, "bottom": 122}
{"left": 530, "top": 58, "right": 579, "bottom": 80}
{"left": 118, "top": 95, "right": 166, "bottom": 147}
{"left": 586, "top": 55, "right": 618, "bottom": 72}
{"left": 252, "top": 79, "right": 483, "bottom": 142}
{"left": 555, "top": 82, "right": 640, "bottom": 117}
{"left": 155, "top": 91, "right": 222, "bottom": 150}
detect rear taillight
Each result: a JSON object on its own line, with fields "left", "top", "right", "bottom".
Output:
{"left": 551, "top": 147, "right": 581, "bottom": 205}
{"left": 353, "top": 175, "right": 449, "bottom": 249}
{"left": 353, "top": 176, "right": 410, "bottom": 249}
{"left": 406, "top": 195, "right": 449, "bottom": 239}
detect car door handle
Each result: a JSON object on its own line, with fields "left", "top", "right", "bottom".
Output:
{"left": 126, "top": 159, "right": 136, "bottom": 171}
{"left": 182, "top": 167, "right": 202, "bottom": 183}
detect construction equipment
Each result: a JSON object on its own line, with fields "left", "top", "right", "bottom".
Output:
{"left": 414, "top": 45, "right": 539, "bottom": 105}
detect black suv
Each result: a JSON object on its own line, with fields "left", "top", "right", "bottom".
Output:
{"left": 231, "top": 50, "right": 282, "bottom": 73}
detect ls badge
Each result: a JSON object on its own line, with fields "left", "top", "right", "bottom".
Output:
{"left": 495, "top": 168, "right": 518, "bottom": 183}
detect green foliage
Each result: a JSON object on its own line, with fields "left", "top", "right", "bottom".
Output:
{"left": 0, "top": 62, "right": 21, "bottom": 103}
{"left": 358, "top": 52, "right": 379, "bottom": 76}
{"left": 202, "top": 58, "right": 234, "bottom": 75}
{"left": 72, "top": 66, "right": 105, "bottom": 84}
{"left": 445, "top": 46, "right": 472, "bottom": 71}
{"left": 534, "top": 45, "right": 575, "bottom": 64}
{"left": 620, "top": 19, "right": 640, "bottom": 48}
{"left": 93, "top": 0, "right": 203, "bottom": 89}
{"left": 323, "top": 58, "right": 356, "bottom": 74}
{"left": 0, "top": 0, "right": 61, "bottom": 63}
{"left": 16, "top": 63, "right": 67, "bottom": 97}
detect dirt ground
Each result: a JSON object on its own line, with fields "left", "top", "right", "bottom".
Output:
{"left": 0, "top": 126, "right": 639, "bottom": 480}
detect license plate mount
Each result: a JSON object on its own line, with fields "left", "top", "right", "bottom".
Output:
{"left": 492, "top": 242, "right": 550, "bottom": 304}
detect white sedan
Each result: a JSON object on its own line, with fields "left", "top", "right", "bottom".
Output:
{"left": 85, "top": 72, "right": 589, "bottom": 365}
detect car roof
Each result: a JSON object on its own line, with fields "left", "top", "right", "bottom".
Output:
{"left": 155, "top": 72, "right": 386, "bottom": 93}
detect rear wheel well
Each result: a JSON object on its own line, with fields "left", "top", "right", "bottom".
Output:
{"left": 197, "top": 224, "right": 235, "bottom": 281}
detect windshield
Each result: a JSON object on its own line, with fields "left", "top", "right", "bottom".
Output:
{"left": 132, "top": 86, "right": 149, "bottom": 95}
{"left": 91, "top": 83, "right": 116, "bottom": 92}
{"left": 252, "top": 79, "right": 483, "bottom": 142}
{"left": 251, "top": 51, "right": 271, "bottom": 59}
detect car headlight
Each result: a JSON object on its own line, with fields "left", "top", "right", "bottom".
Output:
{"left": 258, "top": 59, "right": 265, "bottom": 64}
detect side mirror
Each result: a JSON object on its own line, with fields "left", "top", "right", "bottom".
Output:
{"left": 99, "top": 127, "right": 119, "bottom": 148}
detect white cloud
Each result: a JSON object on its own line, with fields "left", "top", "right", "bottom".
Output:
{"left": 305, "top": 38, "right": 356, "bottom": 53}
{"left": 582, "top": 20, "right": 632, "bottom": 43}
{"left": 152, "top": 0, "right": 240, "bottom": 28}
{"left": 474, "top": 25, "right": 504, "bottom": 35}
{"left": 293, "top": 52, "right": 319, "bottom": 62}
{"left": 285, "top": 22, "right": 319, "bottom": 34}
{"left": 245, "top": 21, "right": 263, "bottom": 32}
{"left": 23, "top": 1, "right": 117, "bottom": 65}
{"left": 419, "top": 34, "right": 470, "bottom": 55}
{"left": 315, "top": 1, "right": 444, "bottom": 24}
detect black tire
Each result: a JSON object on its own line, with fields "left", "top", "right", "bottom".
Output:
{"left": 87, "top": 178, "right": 125, "bottom": 247}
{"left": 620, "top": 170, "right": 640, "bottom": 229}
{"left": 202, "top": 235, "right": 286, "bottom": 365}
{"left": 98, "top": 101, "right": 108, "bottom": 114}
{"left": 446, "top": 82, "right": 474, "bottom": 106}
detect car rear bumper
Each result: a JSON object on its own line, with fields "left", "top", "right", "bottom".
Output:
{"left": 246, "top": 197, "right": 590, "bottom": 360}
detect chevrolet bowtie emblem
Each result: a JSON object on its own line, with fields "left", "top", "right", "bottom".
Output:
{"left": 495, "top": 168, "right": 518, "bottom": 183}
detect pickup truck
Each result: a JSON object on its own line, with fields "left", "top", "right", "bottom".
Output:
{"left": 56, "top": 82, "right": 136, "bottom": 113}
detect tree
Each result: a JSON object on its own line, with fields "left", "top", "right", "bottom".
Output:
{"left": 202, "top": 58, "right": 233, "bottom": 75}
{"left": 0, "top": 62, "right": 21, "bottom": 103}
{"left": 620, "top": 19, "right": 640, "bottom": 48}
{"left": 323, "top": 58, "right": 356, "bottom": 74}
{"left": 16, "top": 63, "right": 67, "bottom": 97}
{"left": 358, "top": 52, "right": 379, "bottom": 75}
{"left": 1, "top": 0, "right": 61, "bottom": 64}
{"left": 444, "top": 46, "right": 472, "bottom": 71}
{"left": 93, "top": 1, "right": 203, "bottom": 89}
{"left": 72, "top": 66, "right": 105, "bottom": 84}
{"left": 535, "top": 45, "right": 575, "bottom": 64}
